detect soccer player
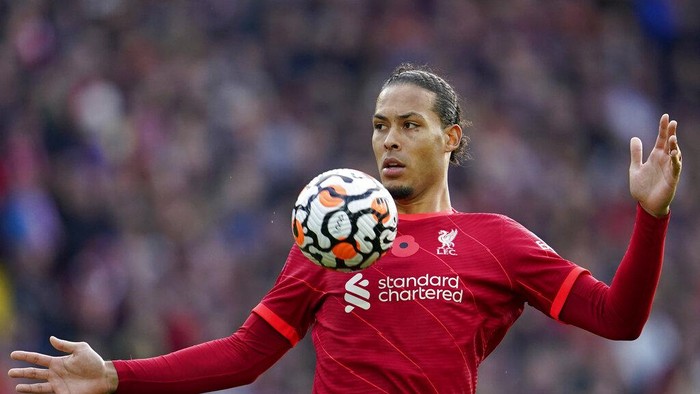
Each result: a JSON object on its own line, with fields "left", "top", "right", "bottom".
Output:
{"left": 8, "top": 64, "right": 682, "bottom": 393}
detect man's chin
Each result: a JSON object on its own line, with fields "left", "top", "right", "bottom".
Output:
{"left": 386, "top": 185, "right": 413, "bottom": 200}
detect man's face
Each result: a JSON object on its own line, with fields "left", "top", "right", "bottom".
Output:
{"left": 372, "top": 83, "right": 451, "bottom": 202}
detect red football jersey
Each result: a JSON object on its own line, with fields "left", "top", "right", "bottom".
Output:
{"left": 254, "top": 211, "right": 588, "bottom": 393}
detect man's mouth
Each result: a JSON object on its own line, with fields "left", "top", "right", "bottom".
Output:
{"left": 382, "top": 158, "right": 405, "bottom": 169}
{"left": 382, "top": 158, "right": 405, "bottom": 177}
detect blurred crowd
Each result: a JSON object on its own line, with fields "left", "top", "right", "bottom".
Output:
{"left": 0, "top": 0, "right": 698, "bottom": 393}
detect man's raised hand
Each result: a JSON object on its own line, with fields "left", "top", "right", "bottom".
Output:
{"left": 629, "top": 113, "right": 682, "bottom": 217}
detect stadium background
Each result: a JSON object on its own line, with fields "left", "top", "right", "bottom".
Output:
{"left": 0, "top": 0, "right": 698, "bottom": 392}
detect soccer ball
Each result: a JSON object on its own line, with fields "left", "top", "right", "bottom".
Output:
{"left": 291, "top": 168, "right": 398, "bottom": 272}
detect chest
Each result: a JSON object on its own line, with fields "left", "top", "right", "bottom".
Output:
{"left": 316, "top": 234, "right": 521, "bottom": 333}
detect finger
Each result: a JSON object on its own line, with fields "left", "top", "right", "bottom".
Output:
{"left": 655, "top": 113, "right": 670, "bottom": 150}
{"left": 666, "top": 119, "right": 677, "bottom": 152}
{"left": 10, "top": 351, "right": 54, "bottom": 368}
{"left": 49, "top": 336, "right": 79, "bottom": 354}
{"left": 15, "top": 382, "right": 54, "bottom": 393}
{"left": 669, "top": 135, "right": 682, "bottom": 176}
{"left": 630, "top": 137, "right": 643, "bottom": 170}
{"left": 667, "top": 119, "right": 677, "bottom": 137}
{"left": 8, "top": 367, "right": 50, "bottom": 380}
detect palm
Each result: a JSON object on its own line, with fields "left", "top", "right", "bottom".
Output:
{"left": 47, "top": 346, "right": 105, "bottom": 393}
{"left": 629, "top": 114, "right": 682, "bottom": 217}
{"left": 9, "top": 337, "right": 115, "bottom": 394}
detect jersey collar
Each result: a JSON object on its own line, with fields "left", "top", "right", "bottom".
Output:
{"left": 398, "top": 209, "right": 458, "bottom": 221}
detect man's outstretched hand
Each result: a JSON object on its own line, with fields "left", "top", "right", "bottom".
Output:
{"left": 8, "top": 336, "right": 118, "bottom": 394}
{"left": 630, "top": 114, "right": 683, "bottom": 217}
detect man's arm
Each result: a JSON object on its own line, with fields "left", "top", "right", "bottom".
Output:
{"left": 559, "top": 113, "right": 682, "bottom": 339}
{"left": 113, "top": 313, "right": 291, "bottom": 393}
{"left": 9, "top": 313, "right": 291, "bottom": 393}
{"left": 559, "top": 205, "right": 668, "bottom": 339}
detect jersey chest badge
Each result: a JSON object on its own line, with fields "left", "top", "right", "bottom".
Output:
{"left": 436, "top": 229, "right": 458, "bottom": 256}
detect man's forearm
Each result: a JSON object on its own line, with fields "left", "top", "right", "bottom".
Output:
{"left": 560, "top": 204, "right": 669, "bottom": 339}
{"left": 112, "top": 313, "right": 291, "bottom": 393}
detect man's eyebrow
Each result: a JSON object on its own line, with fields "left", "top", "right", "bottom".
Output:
{"left": 373, "top": 112, "right": 425, "bottom": 120}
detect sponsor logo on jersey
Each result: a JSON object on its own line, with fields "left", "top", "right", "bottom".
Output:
{"left": 343, "top": 273, "right": 463, "bottom": 313}
{"left": 436, "top": 229, "right": 458, "bottom": 255}
{"left": 378, "top": 274, "right": 463, "bottom": 303}
{"left": 344, "top": 273, "right": 370, "bottom": 313}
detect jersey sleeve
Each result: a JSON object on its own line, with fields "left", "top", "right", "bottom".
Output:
{"left": 113, "top": 313, "right": 291, "bottom": 393}
{"left": 557, "top": 204, "right": 669, "bottom": 339}
{"left": 252, "top": 245, "right": 327, "bottom": 345}
{"left": 498, "top": 216, "right": 589, "bottom": 320}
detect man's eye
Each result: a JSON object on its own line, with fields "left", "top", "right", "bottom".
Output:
{"left": 374, "top": 123, "right": 387, "bottom": 131}
{"left": 404, "top": 122, "right": 418, "bottom": 129}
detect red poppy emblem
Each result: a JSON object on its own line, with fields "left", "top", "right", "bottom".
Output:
{"left": 391, "top": 235, "right": 419, "bottom": 257}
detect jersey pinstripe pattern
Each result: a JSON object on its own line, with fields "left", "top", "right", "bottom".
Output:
{"left": 254, "top": 211, "right": 587, "bottom": 393}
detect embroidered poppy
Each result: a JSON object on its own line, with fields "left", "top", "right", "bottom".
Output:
{"left": 391, "top": 235, "right": 419, "bottom": 257}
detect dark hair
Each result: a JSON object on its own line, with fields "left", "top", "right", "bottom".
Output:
{"left": 381, "top": 63, "right": 471, "bottom": 165}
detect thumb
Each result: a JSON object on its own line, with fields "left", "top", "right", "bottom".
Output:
{"left": 50, "top": 336, "right": 80, "bottom": 354}
{"left": 630, "top": 137, "right": 643, "bottom": 170}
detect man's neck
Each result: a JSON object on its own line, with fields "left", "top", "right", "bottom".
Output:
{"left": 395, "top": 192, "right": 452, "bottom": 215}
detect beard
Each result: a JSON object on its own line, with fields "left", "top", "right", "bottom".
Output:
{"left": 386, "top": 185, "right": 413, "bottom": 200}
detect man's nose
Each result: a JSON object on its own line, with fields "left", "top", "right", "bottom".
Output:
{"left": 383, "top": 127, "right": 401, "bottom": 150}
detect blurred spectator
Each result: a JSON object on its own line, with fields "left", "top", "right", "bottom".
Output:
{"left": 1, "top": 1, "right": 698, "bottom": 392}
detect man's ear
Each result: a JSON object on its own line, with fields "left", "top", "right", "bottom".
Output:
{"left": 444, "top": 124, "right": 462, "bottom": 153}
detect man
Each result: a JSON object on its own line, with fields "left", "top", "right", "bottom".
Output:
{"left": 8, "top": 64, "right": 683, "bottom": 393}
